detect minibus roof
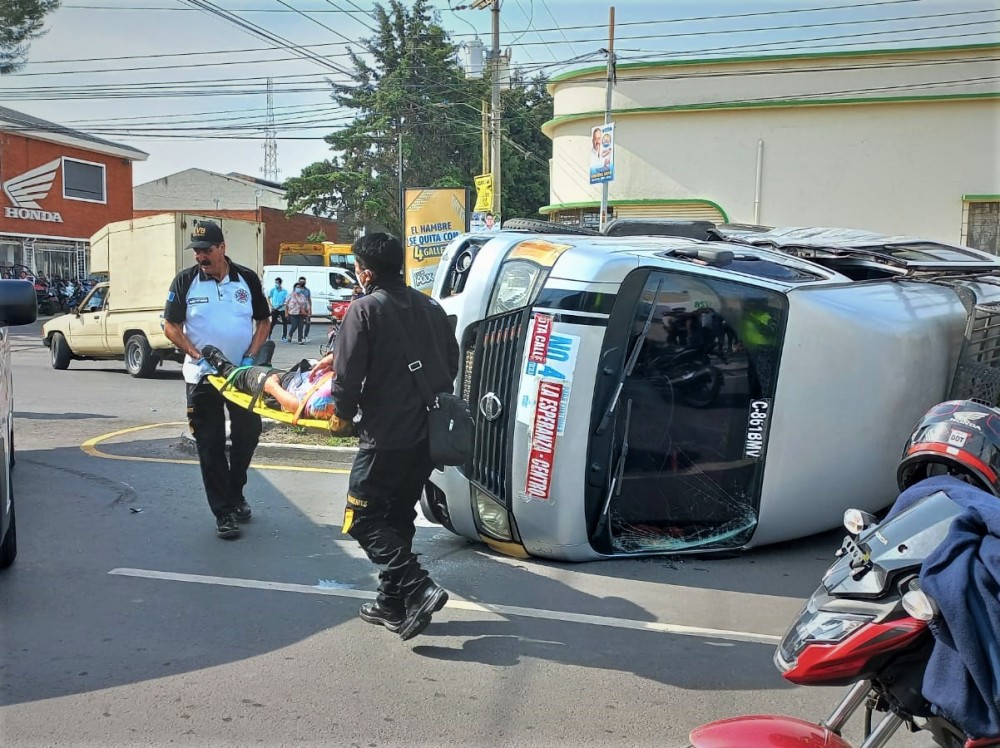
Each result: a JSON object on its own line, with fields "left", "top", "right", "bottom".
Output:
{"left": 713, "top": 226, "right": 1000, "bottom": 271}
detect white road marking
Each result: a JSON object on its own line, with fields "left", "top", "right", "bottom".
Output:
{"left": 109, "top": 567, "right": 780, "bottom": 645}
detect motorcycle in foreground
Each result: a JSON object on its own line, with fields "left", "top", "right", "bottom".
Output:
{"left": 689, "top": 493, "right": 1000, "bottom": 748}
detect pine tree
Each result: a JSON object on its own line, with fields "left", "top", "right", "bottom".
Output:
{"left": 284, "top": 0, "right": 553, "bottom": 236}
{"left": 284, "top": 0, "right": 483, "bottom": 237}
{"left": 1, "top": 0, "right": 61, "bottom": 74}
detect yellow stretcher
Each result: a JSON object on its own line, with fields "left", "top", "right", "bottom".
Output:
{"left": 207, "top": 368, "right": 333, "bottom": 431}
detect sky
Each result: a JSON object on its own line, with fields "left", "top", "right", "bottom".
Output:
{"left": 2, "top": 0, "right": 997, "bottom": 186}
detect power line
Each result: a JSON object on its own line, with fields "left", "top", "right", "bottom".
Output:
{"left": 55, "top": 0, "right": 929, "bottom": 29}
{"left": 613, "top": 28, "right": 1000, "bottom": 63}
{"left": 270, "top": 0, "right": 364, "bottom": 53}
{"left": 179, "top": 0, "right": 354, "bottom": 77}
{"left": 18, "top": 7, "right": 998, "bottom": 70}
{"left": 329, "top": 0, "right": 378, "bottom": 33}
{"left": 482, "top": 14, "right": 1000, "bottom": 48}
{"left": 63, "top": 102, "right": 346, "bottom": 125}
{"left": 537, "top": 0, "right": 581, "bottom": 57}
{"left": 5, "top": 44, "right": 996, "bottom": 102}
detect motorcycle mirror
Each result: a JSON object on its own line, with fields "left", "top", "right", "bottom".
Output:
{"left": 902, "top": 589, "right": 939, "bottom": 621}
{"left": 843, "top": 508, "right": 878, "bottom": 535}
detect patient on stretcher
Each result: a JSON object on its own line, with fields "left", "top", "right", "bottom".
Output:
{"left": 201, "top": 344, "right": 335, "bottom": 421}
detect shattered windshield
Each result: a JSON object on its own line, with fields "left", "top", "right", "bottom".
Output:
{"left": 597, "top": 271, "right": 786, "bottom": 553}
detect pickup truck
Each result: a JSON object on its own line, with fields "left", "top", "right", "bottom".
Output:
{"left": 40, "top": 212, "right": 264, "bottom": 378}
{"left": 41, "top": 283, "right": 180, "bottom": 377}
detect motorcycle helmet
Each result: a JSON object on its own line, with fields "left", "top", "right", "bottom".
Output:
{"left": 897, "top": 399, "right": 1000, "bottom": 496}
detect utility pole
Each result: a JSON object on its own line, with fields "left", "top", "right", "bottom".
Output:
{"left": 600, "top": 7, "right": 616, "bottom": 232}
{"left": 481, "top": 100, "right": 490, "bottom": 176}
{"left": 489, "top": 0, "right": 502, "bottom": 222}
{"left": 469, "top": 0, "right": 502, "bottom": 220}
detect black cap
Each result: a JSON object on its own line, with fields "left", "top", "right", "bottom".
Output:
{"left": 185, "top": 220, "right": 224, "bottom": 250}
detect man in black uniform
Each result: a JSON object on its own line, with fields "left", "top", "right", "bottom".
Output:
{"left": 313, "top": 233, "right": 459, "bottom": 640}
{"left": 163, "top": 220, "right": 272, "bottom": 539}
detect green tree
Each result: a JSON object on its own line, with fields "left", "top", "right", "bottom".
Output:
{"left": 499, "top": 74, "right": 553, "bottom": 221}
{"left": 284, "top": 0, "right": 553, "bottom": 234}
{"left": 284, "top": 0, "right": 483, "bottom": 236}
{"left": 1, "top": 0, "right": 61, "bottom": 74}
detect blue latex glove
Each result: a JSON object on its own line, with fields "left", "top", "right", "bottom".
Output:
{"left": 240, "top": 355, "right": 254, "bottom": 366}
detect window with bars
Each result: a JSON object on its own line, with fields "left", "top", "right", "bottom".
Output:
{"left": 965, "top": 201, "right": 1000, "bottom": 256}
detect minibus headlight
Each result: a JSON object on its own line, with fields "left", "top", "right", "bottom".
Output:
{"left": 473, "top": 488, "right": 512, "bottom": 541}
{"left": 487, "top": 260, "right": 547, "bottom": 316}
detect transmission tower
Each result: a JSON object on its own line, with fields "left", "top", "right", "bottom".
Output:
{"left": 261, "top": 78, "right": 280, "bottom": 182}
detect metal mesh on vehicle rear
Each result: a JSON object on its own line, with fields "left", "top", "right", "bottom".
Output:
{"left": 950, "top": 301, "right": 1000, "bottom": 405}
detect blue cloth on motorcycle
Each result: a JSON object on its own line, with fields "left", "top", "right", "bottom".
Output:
{"left": 889, "top": 475, "right": 1000, "bottom": 739}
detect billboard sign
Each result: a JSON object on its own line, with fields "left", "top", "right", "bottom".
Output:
{"left": 588, "top": 122, "right": 615, "bottom": 185}
{"left": 404, "top": 187, "right": 469, "bottom": 295}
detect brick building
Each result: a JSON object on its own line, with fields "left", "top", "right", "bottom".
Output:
{"left": 0, "top": 106, "right": 147, "bottom": 279}
{"left": 134, "top": 169, "right": 340, "bottom": 265}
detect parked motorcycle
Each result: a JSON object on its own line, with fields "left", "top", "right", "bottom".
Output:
{"left": 33, "top": 279, "right": 61, "bottom": 316}
{"left": 689, "top": 485, "right": 1000, "bottom": 748}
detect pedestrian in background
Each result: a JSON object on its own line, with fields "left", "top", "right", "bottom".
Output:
{"left": 286, "top": 280, "right": 309, "bottom": 345}
{"left": 313, "top": 233, "right": 459, "bottom": 641}
{"left": 162, "top": 220, "right": 271, "bottom": 539}
{"left": 267, "top": 277, "right": 288, "bottom": 342}
{"left": 297, "top": 276, "right": 312, "bottom": 343}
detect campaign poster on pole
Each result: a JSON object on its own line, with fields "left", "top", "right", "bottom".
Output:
{"left": 588, "top": 122, "right": 615, "bottom": 185}
{"left": 403, "top": 187, "right": 469, "bottom": 295}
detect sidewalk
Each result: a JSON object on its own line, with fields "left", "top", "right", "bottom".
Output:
{"left": 179, "top": 427, "right": 357, "bottom": 464}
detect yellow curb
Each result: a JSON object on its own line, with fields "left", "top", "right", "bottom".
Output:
{"left": 81, "top": 422, "right": 351, "bottom": 474}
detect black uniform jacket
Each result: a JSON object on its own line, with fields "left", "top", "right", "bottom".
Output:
{"left": 331, "top": 277, "right": 460, "bottom": 450}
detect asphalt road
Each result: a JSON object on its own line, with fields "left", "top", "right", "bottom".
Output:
{"left": 0, "top": 318, "right": 929, "bottom": 747}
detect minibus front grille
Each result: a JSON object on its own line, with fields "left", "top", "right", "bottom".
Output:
{"left": 470, "top": 308, "right": 528, "bottom": 504}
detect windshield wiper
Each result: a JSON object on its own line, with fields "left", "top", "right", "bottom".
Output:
{"left": 593, "top": 399, "right": 632, "bottom": 542}
{"left": 595, "top": 278, "right": 662, "bottom": 436}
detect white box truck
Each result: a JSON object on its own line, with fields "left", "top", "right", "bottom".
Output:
{"left": 41, "top": 213, "right": 263, "bottom": 377}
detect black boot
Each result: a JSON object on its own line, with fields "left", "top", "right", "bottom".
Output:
{"left": 201, "top": 345, "right": 235, "bottom": 377}
{"left": 359, "top": 600, "right": 405, "bottom": 632}
{"left": 398, "top": 582, "right": 449, "bottom": 641}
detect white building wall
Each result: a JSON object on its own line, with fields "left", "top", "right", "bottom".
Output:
{"left": 550, "top": 99, "right": 999, "bottom": 240}
{"left": 133, "top": 168, "right": 286, "bottom": 212}
{"left": 546, "top": 45, "right": 1000, "bottom": 244}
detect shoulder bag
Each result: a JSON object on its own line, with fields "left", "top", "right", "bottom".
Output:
{"left": 375, "top": 290, "right": 473, "bottom": 467}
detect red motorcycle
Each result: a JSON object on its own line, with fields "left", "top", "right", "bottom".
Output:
{"left": 689, "top": 485, "right": 1000, "bottom": 748}
{"left": 320, "top": 299, "right": 352, "bottom": 356}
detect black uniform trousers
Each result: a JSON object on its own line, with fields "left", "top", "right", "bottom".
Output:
{"left": 187, "top": 378, "right": 262, "bottom": 519}
{"left": 346, "top": 442, "right": 434, "bottom": 610}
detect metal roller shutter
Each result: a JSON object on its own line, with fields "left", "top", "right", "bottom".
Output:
{"left": 615, "top": 203, "right": 724, "bottom": 222}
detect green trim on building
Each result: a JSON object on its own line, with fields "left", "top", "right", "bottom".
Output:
{"left": 546, "top": 42, "right": 1000, "bottom": 86}
{"left": 539, "top": 198, "right": 730, "bottom": 223}
{"left": 542, "top": 92, "right": 1000, "bottom": 136}
{"left": 964, "top": 195, "right": 1000, "bottom": 201}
